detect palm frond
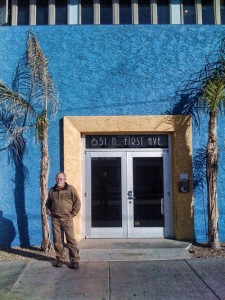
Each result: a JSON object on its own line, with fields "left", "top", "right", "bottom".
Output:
{"left": 0, "top": 81, "right": 38, "bottom": 119}
{"left": 201, "top": 78, "right": 225, "bottom": 113}
{"left": 0, "top": 109, "right": 33, "bottom": 159}
{"left": 27, "top": 31, "right": 58, "bottom": 117}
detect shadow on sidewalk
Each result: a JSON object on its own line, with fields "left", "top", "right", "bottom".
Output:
{"left": 0, "top": 246, "right": 56, "bottom": 262}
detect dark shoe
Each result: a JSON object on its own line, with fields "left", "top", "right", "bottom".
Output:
{"left": 70, "top": 262, "right": 79, "bottom": 269}
{"left": 55, "top": 261, "right": 63, "bottom": 267}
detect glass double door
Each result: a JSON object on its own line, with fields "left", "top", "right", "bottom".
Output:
{"left": 85, "top": 151, "right": 173, "bottom": 238}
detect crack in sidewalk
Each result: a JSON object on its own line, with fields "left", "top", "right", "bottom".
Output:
{"left": 1, "top": 261, "right": 30, "bottom": 300}
{"left": 184, "top": 259, "right": 221, "bottom": 300}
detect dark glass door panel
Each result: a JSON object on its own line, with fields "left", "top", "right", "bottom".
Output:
{"left": 91, "top": 157, "right": 122, "bottom": 227}
{"left": 133, "top": 157, "right": 164, "bottom": 227}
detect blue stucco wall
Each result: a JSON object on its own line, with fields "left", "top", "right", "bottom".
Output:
{"left": 0, "top": 25, "right": 225, "bottom": 246}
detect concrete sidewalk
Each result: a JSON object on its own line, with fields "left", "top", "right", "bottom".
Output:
{"left": 0, "top": 239, "right": 225, "bottom": 300}
{"left": 1, "top": 259, "right": 225, "bottom": 300}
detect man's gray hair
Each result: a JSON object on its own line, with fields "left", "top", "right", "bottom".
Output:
{"left": 55, "top": 172, "right": 67, "bottom": 180}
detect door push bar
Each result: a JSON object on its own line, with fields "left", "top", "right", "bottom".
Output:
{"left": 161, "top": 198, "right": 164, "bottom": 215}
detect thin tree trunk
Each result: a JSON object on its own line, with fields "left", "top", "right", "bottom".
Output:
{"left": 40, "top": 124, "right": 52, "bottom": 252}
{"left": 206, "top": 111, "right": 220, "bottom": 249}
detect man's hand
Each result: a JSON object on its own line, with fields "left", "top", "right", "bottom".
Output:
{"left": 46, "top": 209, "right": 51, "bottom": 216}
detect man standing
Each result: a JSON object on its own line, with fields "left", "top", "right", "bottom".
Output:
{"left": 46, "top": 172, "right": 81, "bottom": 269}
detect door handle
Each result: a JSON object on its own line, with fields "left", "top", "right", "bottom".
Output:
{"left": 127, "top": 191, "right": 135, "bottom": 200}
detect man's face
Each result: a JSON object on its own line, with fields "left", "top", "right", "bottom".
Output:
{"left": 55, "top": 173, "right": 66, "bottom": 187}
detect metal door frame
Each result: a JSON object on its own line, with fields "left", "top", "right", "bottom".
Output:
{"left": 127, "top": 150, "right": 173, "bottom": 238}
{"left": 85, "top": 151, "right": 128, "bottom": 238}
{"left": 84, "top": 146, "right": 173, "bottom": 239}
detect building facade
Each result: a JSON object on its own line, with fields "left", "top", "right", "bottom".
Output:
{"left": 1, "top": 0, "right": 225, "bottom": 26}
{"left": 0, "top": 1, "right": 225, "bottom": 247}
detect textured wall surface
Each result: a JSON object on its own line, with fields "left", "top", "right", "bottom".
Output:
{"left": 0, "top": 25, "right": 225, "bottom": 246}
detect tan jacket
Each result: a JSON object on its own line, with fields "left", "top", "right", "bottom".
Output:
{"left": 46, "top": 183, "right": 81, "bottom": 218}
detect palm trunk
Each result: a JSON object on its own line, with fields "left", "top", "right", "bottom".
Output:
{"left": 40, "top": 123, "right": 52, "bottom": 252}
{"left": 206, "top": 111, "right": 220, "bottom": 249}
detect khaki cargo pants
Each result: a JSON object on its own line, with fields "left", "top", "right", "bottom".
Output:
{"left": 52, "top": 216, "right": 80, "bottom": 263}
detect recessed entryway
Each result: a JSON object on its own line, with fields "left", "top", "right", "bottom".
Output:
{"left": 62, "top": 115, "right": 194, "bottom": 241}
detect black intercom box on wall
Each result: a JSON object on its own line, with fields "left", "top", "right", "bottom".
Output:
{"left": 179, "top": 180, "right": 189, "bottom": 193}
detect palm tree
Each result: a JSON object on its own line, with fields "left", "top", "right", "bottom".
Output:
{"left": 173, "top": 39, "right": 225, "bottom": 248}
{"left": 201, "top": 77, "right": 225, "bottom": 249}
{"left": 27, "top": 31, "right": 58, "bottom": 251}
{"left": 0, "top": 31, "right": 58, "bottom": 251}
